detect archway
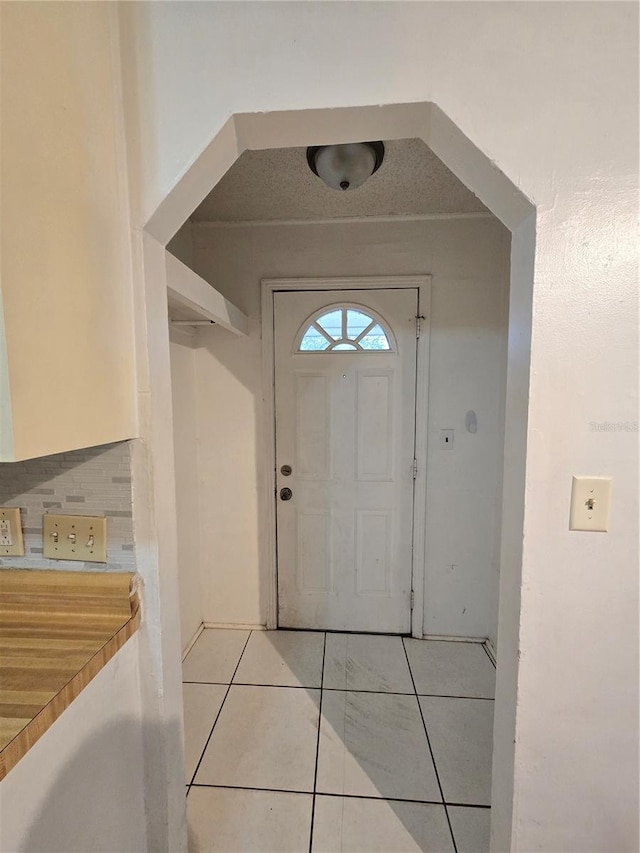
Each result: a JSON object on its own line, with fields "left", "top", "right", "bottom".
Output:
{"left": 139, "top": 101, "right": 536, "bottom": 851}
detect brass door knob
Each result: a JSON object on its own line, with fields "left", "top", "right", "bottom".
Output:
{"left": 280, "top": 487, "right": 293, "bottom": 501}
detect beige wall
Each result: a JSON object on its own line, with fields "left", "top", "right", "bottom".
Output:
{"left": 0, "top": 2, "right": 136, "bottom": 461}
{"left": 183, "top": 215, "right": 509, "bottom": 643}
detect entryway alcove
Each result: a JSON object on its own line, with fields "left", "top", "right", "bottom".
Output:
{"left": 140, "top": 101, "right": 535, "bottom": 851}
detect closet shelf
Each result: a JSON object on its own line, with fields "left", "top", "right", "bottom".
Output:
{"left": 166, "top": 252, "right": 249, "bottom": 335}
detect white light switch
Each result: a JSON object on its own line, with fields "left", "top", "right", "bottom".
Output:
{"left": 569, "top": 476, "right": 612, "bottom": 532}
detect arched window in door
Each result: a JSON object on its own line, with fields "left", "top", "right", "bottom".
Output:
{"left": 296, "top": 304, "right": 395, "bottom": 352}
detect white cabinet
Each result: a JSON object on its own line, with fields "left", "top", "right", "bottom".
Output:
{"left": 0, "top": 3, "right": 136, "bottom": 461}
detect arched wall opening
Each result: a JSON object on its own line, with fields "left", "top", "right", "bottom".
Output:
{"left": 138, "top": 101, "right": 536, "bottom": 851}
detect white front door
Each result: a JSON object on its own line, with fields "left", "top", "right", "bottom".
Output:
{"left": 274, "top": 288, "right": 418, "bottom": 633}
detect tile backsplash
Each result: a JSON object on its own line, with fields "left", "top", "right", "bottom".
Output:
{"left": 0, "top": 441, "right": 134, "bottom": 572}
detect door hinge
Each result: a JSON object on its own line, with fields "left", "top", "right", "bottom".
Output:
{"left": 415, "top": 314, "right": 425, "bottom": 338}
{"left": 412, "top": 458, "right": 418, "bottom": 479}
{"left": 410, "top": 590, "right": 415, "bottom": 610}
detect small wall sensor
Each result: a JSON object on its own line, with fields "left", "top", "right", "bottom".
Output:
{"left": 465, "top": 410, "right": 478, "bottom": 434}
{"left": 440, "top": 429, "right": 454, "bottom": 450}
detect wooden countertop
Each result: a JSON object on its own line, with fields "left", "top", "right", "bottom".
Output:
{"left": 0, "top": 569, "right": 141, "bottom": 780}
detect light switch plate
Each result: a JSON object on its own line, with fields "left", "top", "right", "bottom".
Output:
{"left": 0, "top": 507, "right": 25, "bottom": 556}
{"left": 569, "top": 476, "right": 612, "bottom": 532}
{"left": 43, "top": 514, "right": 107, "bottom": 562}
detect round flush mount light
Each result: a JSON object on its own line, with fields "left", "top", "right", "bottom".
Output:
{"left": 306, "top": 141, "right": 385, "bottom": 191}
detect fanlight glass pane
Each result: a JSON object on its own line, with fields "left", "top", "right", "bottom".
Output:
{"left": 297, "top": 307, "right": 392, "bottom": 352}
{"left": 359, "top": 324, "right": 390, "bottom": 350}
{"left": 299, "top": 329, "right": 331, "bottom": 351}
{"left": 346, "top": 309, "right": 373, "bottom": 339}
{"left": 316, "top": 310, "right": 343, "bottom": 340}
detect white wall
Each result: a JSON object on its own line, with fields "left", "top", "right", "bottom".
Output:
{"left": 120, "top": 4, "right": 639, "bottom": 851}
{"left": 0, "top": 2, "right": 137, "bottom": 461}
{"left": 169, "top": 327, "right": 204, "bottom": 651}
{"left": 186, "top": 216, "right": 509, "bottom": 641}
{"left": 0, "top": 638, "right": 148, "bottom": 853}
{"left": 128, "top": 237, "right": 187, "bottom": 853}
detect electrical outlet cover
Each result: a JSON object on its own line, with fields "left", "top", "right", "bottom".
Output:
{"left": 0, "top": 507, "right": 25, "bottom": 556}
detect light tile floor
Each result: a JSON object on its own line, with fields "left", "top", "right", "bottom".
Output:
{"left": 183, "top": 629, "right": 495, "bottom": 853}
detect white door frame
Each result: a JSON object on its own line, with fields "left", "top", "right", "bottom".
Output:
{"left": 261, "top": 275, "right": 432, "bottom": 638}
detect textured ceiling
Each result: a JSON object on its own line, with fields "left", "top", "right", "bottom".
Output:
{"left": 191, "top": 138, "right": 488, "bottom": 222}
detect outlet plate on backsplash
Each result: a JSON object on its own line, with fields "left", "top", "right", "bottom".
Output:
{"left": 0, "top": 507, "right": 25, "bottom": 556}
{"left": 43, "top": 514, "right": 107, "bottom": 563}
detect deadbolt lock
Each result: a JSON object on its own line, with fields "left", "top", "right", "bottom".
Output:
{"left": 280, "top": 487, "right": 293, "bottom": 501}
{"left": 280, "top": 465, "right": 292, "bottom": 476}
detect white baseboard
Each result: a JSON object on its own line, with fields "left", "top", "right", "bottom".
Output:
{"left": 484, "top": 638, "right": 497, "bottom": 665}
{"left": 422, "top": 634, "right": 487, "bottom": 644}
{"left": 181, "top": 623, "right": 205, "bottom": 661}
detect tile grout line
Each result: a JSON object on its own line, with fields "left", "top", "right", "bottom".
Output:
{"left": 187, "top": 630, "right": 254, "bottom": 791}
{"left": 183, "top": 680, "right": 493, "bottom": 700}
{"left": 308, "top": 632, "right": 327, "bottom": 853}
{"left": 189, "top": 782, "right": 491, "bottom": 809}
{"left": 402, "top": 637, "right": 459, "bottom": 853}
{"left": 417, "top": 693, "right": 494, "bottom": 701}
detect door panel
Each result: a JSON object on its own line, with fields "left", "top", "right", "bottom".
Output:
{"left": 297, "top": 510, "right": 331, "bottom": 594}
{"left": 356, "top": 369, "right": 394, "bottom": 480}
{"left": 356, "top": 509, "right": 392, "bottom": 594}
{"left": 274, "top": 289, "right": 417, "bottom": 633}
{"left": 295, "top": 374, "right": 330, "bottom": 479}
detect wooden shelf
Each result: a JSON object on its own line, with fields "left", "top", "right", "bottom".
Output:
{"left": 0, "top": 570, "right": 141, "bottom": 779}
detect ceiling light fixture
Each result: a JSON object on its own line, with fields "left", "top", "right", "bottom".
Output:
{"left": 306, "top": 141, "right": 385, "bottom": 191}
